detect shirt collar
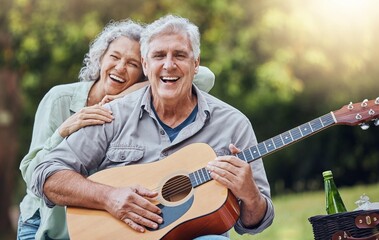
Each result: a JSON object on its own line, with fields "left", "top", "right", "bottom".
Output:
{"left": 70, "top": 81, "right": 95, "bottom": 113}
{"left": 139, "top": 84, "right": 210, "bottom": 122}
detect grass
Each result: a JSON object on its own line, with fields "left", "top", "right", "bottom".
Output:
{"left": 8, "top": 183, "right": 378, "bottom": 240}
{"left": 230, "top": 183, "right": 379, "bottom": 240}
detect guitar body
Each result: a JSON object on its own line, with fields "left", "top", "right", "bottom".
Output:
{"left": 67, "top": 98, "right": 379, "bottom": 239}
{"left": 66, "top": 143, "right": 240, "bottom": 240}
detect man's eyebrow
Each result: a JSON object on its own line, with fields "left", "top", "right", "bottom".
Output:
{"left": 150, "top": 50, "right": 165, "bottom": 55}
{"left": 174, "top": 50, "right": 189, "bottom": 55}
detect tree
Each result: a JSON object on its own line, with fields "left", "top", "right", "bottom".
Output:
{"left": 1, "top": 0, "right": 379, "bottom": 237}
{"left": 0, "top": 0, "right": 22, "bottom": 237}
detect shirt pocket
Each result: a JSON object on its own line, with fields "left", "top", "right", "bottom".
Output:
{"left": 106, "top": 146, "right": 145, "bottom": 166}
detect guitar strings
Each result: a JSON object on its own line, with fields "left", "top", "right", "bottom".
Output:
{"left": 147, "top": 176, "right": 193, "bottom": 199}
{"left": 149, "top": 177, "right": 191, "bottom": 191}
{"left": 162, "top": 176, "right": 192, "bottom": 198}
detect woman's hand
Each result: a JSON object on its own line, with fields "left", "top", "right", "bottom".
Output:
{"left": 58, "top": 104, "right": 114, "bottom": 137}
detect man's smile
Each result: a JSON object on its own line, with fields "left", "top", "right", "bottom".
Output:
{"left": 160, "top": 76, "right": 180, "bottom": 83}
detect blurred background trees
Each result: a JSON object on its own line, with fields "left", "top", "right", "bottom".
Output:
{"left": 1, "top": 0, "right": 378, "bottom": 238}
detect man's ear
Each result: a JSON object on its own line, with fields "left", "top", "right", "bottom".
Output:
{"left": 141, "top": 57, "right": 147, "bottom": 76}
{"left": 194, "top": 57, "right": 200, "bottom": 74}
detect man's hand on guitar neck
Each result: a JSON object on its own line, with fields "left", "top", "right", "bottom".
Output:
{"left": 206, "top": 144, "right": 267, "bottom": 228}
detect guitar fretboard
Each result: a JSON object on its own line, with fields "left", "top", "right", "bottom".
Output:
{"left": 189, "top": 112, "right": 336, "bottom": 188}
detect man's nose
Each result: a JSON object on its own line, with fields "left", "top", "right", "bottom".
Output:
{"left": 163, "top": 58, "right": 176, "bottom": 70}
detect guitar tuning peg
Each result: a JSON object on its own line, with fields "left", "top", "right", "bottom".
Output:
{"left": 360, "top": 123, "right": 370, "bottom": 130}
{"left": 374, "top": 119, "right": 379, "bottom": 127}
{"left": 361, "top": 99, "right": 368, "bottom": 107}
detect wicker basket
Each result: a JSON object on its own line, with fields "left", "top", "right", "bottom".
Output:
{"left": 308, "top": 210, "right": 379, "bottom": 240}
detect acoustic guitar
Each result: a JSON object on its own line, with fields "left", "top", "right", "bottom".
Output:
{"left": 66, "top": 98, "right": 379, "bottom": 240}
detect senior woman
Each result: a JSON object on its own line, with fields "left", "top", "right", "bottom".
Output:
{"left": 17, "top": 19, "right": 215, "bottom": 240}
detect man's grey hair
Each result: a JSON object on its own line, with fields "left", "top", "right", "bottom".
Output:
{"left": 140, "top": 15, "right": 200, "bottom": 60}
{"left": 79, "top": 19, "right": 144, "bottom": 82}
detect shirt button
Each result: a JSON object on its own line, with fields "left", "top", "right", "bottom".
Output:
{"left": 120, "top": 155, "right": 126, "bottom": 160}
{"left": 160, "top": 129, "right": 165, "bottom": 135}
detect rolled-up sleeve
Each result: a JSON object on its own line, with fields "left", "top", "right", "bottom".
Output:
{"left": 30, "top": 138, "right": 86, "bottom": 208}
{"left": 31, "top": 120, "right": 111, "bottom": 208}
{"left": 234, "top": 194, "right": 274, "bottom": 235}
{"left": 31, "top": 160, "right": 72, "bottom": 208}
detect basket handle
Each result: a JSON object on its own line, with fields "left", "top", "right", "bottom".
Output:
{"left": 332, "top": 231, "right": 379, "bottom": 240}
{"left": 355, "top": 213, "right": 379, "bottom": 229}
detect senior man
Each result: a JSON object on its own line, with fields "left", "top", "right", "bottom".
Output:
{"left": 32, "top": 15, "right": 274, "bottom": 239}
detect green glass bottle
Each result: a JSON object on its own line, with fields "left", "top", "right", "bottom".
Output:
{"left": 323, "top": 170, "right": 347, "bottom": 214}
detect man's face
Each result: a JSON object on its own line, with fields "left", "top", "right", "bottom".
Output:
{"left": 142, "top": 33, "right": 199, "bottom": 102}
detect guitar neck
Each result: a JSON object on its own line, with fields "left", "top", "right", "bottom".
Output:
{"left": 237, "top": 112, "right": 336, "bottom": 163}
{"left": 189, "top": 112, "right": 337, "bottom": 188}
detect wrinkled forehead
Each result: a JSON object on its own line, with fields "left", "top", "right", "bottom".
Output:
{"left": 149, "top": 32, "right": 192, "bottom": 51}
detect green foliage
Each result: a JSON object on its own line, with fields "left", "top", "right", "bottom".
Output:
{"left": 2, "top": 0, "right": 378, "bottom": 197}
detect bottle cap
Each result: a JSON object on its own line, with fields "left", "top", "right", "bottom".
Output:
{"left": 322, "top": 170, "right": 333, "bottom": 178}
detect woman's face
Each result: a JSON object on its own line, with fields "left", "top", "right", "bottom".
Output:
{"left": 99, "top": 36, "right": 143, "bottom": 96}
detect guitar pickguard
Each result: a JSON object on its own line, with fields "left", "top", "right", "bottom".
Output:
{"left": 149, "top": 195, "right": 194, "bottom": 230}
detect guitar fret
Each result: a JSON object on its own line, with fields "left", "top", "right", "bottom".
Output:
{"left": 282, "top": 131, "right": 292, "bottom": 144}
{"left": 273, "top": 135, "right": 284, "bottom": 148}
{"left": 189, "top": 173, "right": 198, "bottom": 186}
{"left": 192, "top": 171, "right": 198, "bottom": 186}
{"left": 257, "top": 143, "right": 267, "bottom": 155}
{"left": 197, "top": 169, "right": 202, "bottom": 182}
{"left": 195, "top": 170, "right": 203, "bottom": 184}
{"left": 321, "top": 113, "right": 335, "bottom": 126}
{"left": 204, "top": 168, "right": 211, "bottom": 181}
{"left": 241, "top": 150, "right": 247, "bottom": 162}
{"left": 189, "top": 168, "right": 213, "bottom": 188}
{"left": 310, "top": 118, "right": 323, "bottom": 131}
{"left": 288, "top": 130, "right": 295, "bottom": 141}
{"left": 299, "top": 122, "right": 313, "bottom": 136}
{"left": 201, "top": 168, "right": 210, "bottom": 181}
{"left": 237, "top": 152, "right": 244, "bottom": 160}
{"left": 249, "top": 146, "right": 260, "bottom": 159}
{"left": 199, "top": 169, "right": 205, "bottom": 182}
{"left": 291, "top": 127, "right": 302, "bottom": 140}
{"left": 199, "top": 169, "right": 205, "bottom": 183}
{"left": 242, "top": 149, "right": 252, "bottom": 162}
{"left": 262, "top": 141, "right": 269, "bottom": 152}
{"left": 264, "top": 139, "right": 276, "bottom": 152}
{"left": 320, "top": 116, "right": 326, "bottom": 127}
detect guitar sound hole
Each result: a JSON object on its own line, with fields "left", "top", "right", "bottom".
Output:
{"left": 162, "top": 175, "right": 192, "bottom": 202}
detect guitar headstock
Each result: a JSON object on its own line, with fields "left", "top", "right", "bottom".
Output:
{"left": 333, "top": 97, "right": 379, "bottom": 128}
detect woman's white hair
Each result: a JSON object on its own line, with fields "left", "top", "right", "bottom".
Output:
{"left": 79, "top": 19, "right": 144, "bottom": 82}
{"left": 140, "top": 15, "right": 200, "bottom": 60}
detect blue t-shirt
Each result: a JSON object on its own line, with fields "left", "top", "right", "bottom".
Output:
{"left": 152, "top": 104, "right": 198, "bottom": 142}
